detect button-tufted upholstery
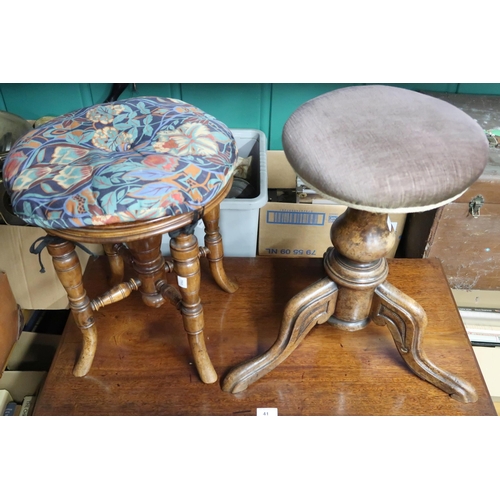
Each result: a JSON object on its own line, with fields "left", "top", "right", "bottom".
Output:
{"left": 3, "top": 97, "right": 238, "bottom": 229}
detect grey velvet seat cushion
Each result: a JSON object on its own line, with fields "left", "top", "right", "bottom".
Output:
{"left": 282, "top": 85, "right": 489, "bottom": 213}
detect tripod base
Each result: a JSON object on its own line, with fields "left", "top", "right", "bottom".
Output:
{"left": 222, "top": 208, "right": 478, "bottom": 403}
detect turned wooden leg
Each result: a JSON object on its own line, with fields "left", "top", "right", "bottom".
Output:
{"left": 371, "top": 281, "right": 478, "bottom": 403}
{"left": 170, "top": 231, "right": 217, "bottom": 384}
{"left": 202, "top": 204, "right": 238, "bottom": 293}
{"left": 127, "top": 235, "right": 166, "bottom": 309}
{"left": 222, "top": 277, "right": 338, "bottom": 393}
{"left": 47, "top": 240, "right": 97, "bottom": 377}
{"left": 103, "top": 243, "right": 125, "bottom": 286}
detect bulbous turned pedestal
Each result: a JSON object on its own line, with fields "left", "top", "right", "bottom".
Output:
{"left": 329, "top": 208, "right": 396, "bottom": 263}
{"left": 325, "top": 208, "right": 394, "bottom": 331}
{"left": 222, "top": 205, "right": 478, "bottom": 403}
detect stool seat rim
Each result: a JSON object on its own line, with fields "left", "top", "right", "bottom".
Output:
{"left": 283, "top": 85, "right": 490, "bottom": 211}
{"left": 45, "top": 178, "right": 232, "bottom": 244}
{"left": 296, "top": 174, "right": 468, "bottom": 214}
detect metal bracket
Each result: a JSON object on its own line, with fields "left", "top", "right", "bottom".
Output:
{"left": 486, "top": 128, "right": 500, "bottom": 148}
{"left": 468, "top": 195, "right": 484, "bottom": 218}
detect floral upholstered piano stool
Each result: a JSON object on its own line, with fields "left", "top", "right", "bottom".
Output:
{"left": 3, "top": 96, "right": 237, "bottom": 229}
{"left": 2, "top": 96, "right": 241, "bottom": 384}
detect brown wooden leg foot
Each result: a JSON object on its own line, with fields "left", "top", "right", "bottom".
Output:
{"left": 170, "top": 232, "right": 217, "bottom": 384}
{"left": 202, "top": 205, "right": 238, "bottom": 294}
{"left": 222, "top": 277, "right": 338, "bottom": 393}
{"left": 188, "top": 333, "right": 217, "bottom": 383}
{"left": 372, "top": 281, "right": 478, "bottom": 403}
{"left": 47, "top": 240, "right": 97, "bottom": 377}
{"left": 103, "top": 243, "right": 125, "bottom": 286}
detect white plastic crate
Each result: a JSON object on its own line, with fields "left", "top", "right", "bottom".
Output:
{"left": 161, "top": 129, "right": 268, "bottom": 257}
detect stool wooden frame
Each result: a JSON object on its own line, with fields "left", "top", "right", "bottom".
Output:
{"left": 45, "top": 181, "right": 237, "bottom": 384}
{"left": 222, "top": 207, "right": 478, "bottom": 403}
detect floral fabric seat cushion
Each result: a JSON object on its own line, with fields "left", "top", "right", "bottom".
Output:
{"left": 2, "top": 96, "right": 238, "bottom": 229}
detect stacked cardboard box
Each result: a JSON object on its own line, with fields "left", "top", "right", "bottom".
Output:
{"left": 258, "top": 151, "right": 406, "bottom": 259}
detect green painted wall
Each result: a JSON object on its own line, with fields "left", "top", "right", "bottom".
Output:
{"left": 1, "top": 83, "right": 499, "bottom": 149}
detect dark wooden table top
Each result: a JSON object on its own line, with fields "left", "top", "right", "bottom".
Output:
{"left": 34, "top": 256, "right": 496, "bottom": 416}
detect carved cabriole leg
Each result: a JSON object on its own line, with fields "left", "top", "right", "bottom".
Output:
{"left": 371, "top": 281, "right": 478, "bottom": 403}
{"left": 170, "top": 231, "right": 217, "bottom": 384}
{"left": 46, "top": 240, "right": 97, "bottom": 377}
{"left": 222, "top": 278, "right": 338, "bottom": 393}
{"left": 202, "top": 204, "right": 238, "bottom": 293}
{"left": 222, "top": 205, "right": 478, "bottom": 401}
{"left": 127, "top": 235, "right": 166, "bottom": 309}
{"left": 102, "top": 243, "right": 125, "bottom": 286}
{"left": 329, "top": 209, "right": 478, "bottom": 402}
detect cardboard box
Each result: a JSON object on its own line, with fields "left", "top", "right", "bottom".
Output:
{"left": 0, "top": 225, "right": 100, "bottom": 310}
{"left": 258, "top": 152, "right": 406, "bottom": 259}
{"left": 0, "top": 370, "right": 46, "bottom": 403}
{"left": 0, "top": 271, "right": 23, "bottom": 375}
{"left": 452, "top": 289, "right": 500, "bottom": 310}
{"left": 259, "top": 202, "right": 405, "bottom": 259}
{"left": 266, "top": 150, "right": 297, "bottom": 189}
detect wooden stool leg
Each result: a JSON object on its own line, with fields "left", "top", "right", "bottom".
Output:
{"left": 170, "top": 231, "right": 217, "bottom": 384}
{"left": 202, "top": 205, "right": 238, "bottom": 293}
{"left": 222, "top": 277, "right": 338, "bottom": 393}
{"left": 47, "top": 240, "right": 97, "bottom": 377}
{"left": 103, "top": 243, "right": 125, "bottom": 286}
{"left": 127, "top": 235, "right": 166, "bottom": 309}
{"left": 372, "top": 281, "right": 478, "bottom": 403}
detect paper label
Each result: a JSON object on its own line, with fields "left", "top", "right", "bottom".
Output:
{"left": 256, "top": 408, "right": 278, "bottom": 416}
{"left": 387, "top": 216, "right": 397, "bottom": 232}
{"left": 177, "top": 276, "right": 188, "bottom": 289}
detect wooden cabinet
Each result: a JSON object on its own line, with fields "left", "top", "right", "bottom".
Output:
{"left": 423, "top": 163, "right": 500, "bottom": 291}
{"left": 400, "top": 93, "right": 500, "bottom": 291}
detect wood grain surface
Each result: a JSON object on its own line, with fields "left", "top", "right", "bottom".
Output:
{"left": 425, "top": 203, "right": 500, "bottom": 290}
{"left": 34, "top": 257, "right": 496, "bottom": 416}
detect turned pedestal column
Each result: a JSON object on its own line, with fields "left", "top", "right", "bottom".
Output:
{"left": 222, "top": 208, "right": 478, "bottom": 402}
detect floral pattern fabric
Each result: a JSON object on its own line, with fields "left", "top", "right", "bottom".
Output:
{"left": 2, "top": 97, "right": 238, "bottom": 229}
